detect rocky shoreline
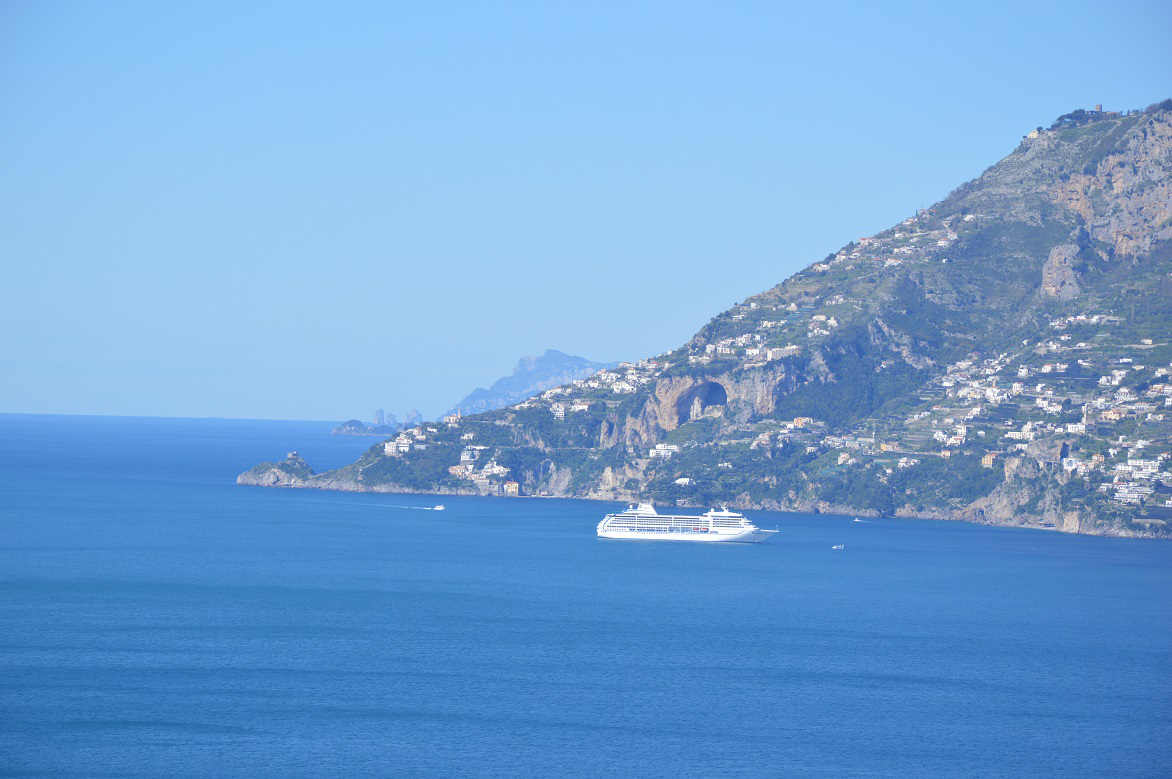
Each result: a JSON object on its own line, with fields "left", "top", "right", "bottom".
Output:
{"left": 236, "top": 461, "right": 1159, "bottom": 539}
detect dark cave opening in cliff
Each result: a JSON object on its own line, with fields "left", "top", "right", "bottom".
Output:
{"left": 676, "top": 382, "right": 728, "bottom": 426}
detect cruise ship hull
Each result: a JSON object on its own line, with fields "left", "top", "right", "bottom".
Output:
{"left": 596, "top": 528, "right": 777, "bottom": 543}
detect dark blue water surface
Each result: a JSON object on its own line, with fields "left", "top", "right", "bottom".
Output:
{"left": 1, "top": 414, "right": 1170, "bottom": 776}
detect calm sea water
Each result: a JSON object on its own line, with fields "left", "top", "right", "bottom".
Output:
{"left": 1, "top": 414, "right": 1170, "bottom": 777}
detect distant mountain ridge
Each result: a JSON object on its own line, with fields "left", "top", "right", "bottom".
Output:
{"left": 240, "top": 100, "right": 1172, "bottom": 537}
{"left": 448, "top": 349, "right": 616, "bottom": 416}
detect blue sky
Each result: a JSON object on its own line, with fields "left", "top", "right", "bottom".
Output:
{"left": 2, "top": 1, "right": 1169, "bottom": 421}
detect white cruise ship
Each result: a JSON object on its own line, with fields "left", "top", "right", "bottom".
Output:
{"left": 596, "top": 503, "right": 777, "bottom": 543}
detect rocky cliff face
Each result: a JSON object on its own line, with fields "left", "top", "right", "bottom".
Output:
{"left": 1041, "top": 244, "right": 1081, "bottom": 300}
{"left": 241, "top": 102, "right": 1172, "bottom": 537}
{"left": 1044, "top": 110, "right": 1172, "bottom": 258}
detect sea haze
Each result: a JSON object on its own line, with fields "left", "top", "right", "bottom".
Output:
{"left": 1, "top": 414, "right": 1169, "bottom": 776}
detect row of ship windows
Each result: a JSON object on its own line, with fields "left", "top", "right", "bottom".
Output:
{"left": 613, "top": 515, "right": 744, "bottom": 522}
{"left": 612, "top": 521, "right": 729, "bottom": 528}
{"left": 611, "top": 523, "right": 745, "bottom": 530}
{"left": 617, "top": 515, "right": 742, "bottom": 523}
{"left": 609, "top": 520, "right": 711, "bottom": 527}
{"left": 609, "top": 525, "right": 711, "bottom": 533}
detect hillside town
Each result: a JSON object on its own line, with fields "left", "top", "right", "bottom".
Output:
{"left": 241, "top": 104, "right": 1172, "bottom": 536}
{"left": 362, "top": 300, "right": 1171, "bottom": 527}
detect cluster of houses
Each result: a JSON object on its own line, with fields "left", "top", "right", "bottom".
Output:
{"left": 690, "top": 320, "right": 1172, "bottom": 512}
{"left": 383, "top": 424, "right": 441, "bottom": 456}
{"left": 447, "top": 445, "right": 520, "bottom": 496}
{"left": 378, "top": 416, "right": 523, "bottom": 496}
{"left": 811, "top": 209, "right": 967, "bottom": 273}
{"left": 510, "top": 360, "right": 661, "bottom": 416}
{"left": 807, "top": 314, "right": 839, "bottom": 338}
{"left": 691, "top": 337, "right": 803, "bottom": 368}
{"left": 823, "top": 433, "right": 878, "bottom": 453}
{"left": 1049, "top": 313, "right": 1123, "bottom": 330}
{"left": 649, "top": 443, "right": 680, "bottom": 459}
{"left": 747, "top": 418, "right": 818, "bottom": 452}
{"left": 885, "top": 334, "right": 1172, "bottom": 506}
{"left": 691, "top": 300, "right": 853, "bottom": 367}
{"left": 1096, "top": 453, "right": 1169, "bottom": 506}
{"left": 548, "top": 399, "right": 591, "bottom": 420}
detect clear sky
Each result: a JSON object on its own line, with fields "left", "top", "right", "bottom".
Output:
{"left": 2, "top": 2, "right": 1169, "bottom": 421}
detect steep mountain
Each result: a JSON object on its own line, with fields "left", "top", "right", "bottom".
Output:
{"left": 448, "top": 349, "right": 616, "bottom": 416}
{"left": 240, "top": 101, "right": 1172, "bottom": 537}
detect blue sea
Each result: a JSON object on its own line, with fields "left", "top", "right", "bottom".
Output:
{"left": 1, "top": 414, "right": 1170, "bottom": 776}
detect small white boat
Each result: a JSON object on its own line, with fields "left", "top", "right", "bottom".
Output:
{"left": 832, "top": 543, "right": 845, "bottom": 551}
{"left": 432, "top": 504, "right": 446, "bottom": 511}
{"left": 852, "top": 517, "right": 864, "bottom": 523}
